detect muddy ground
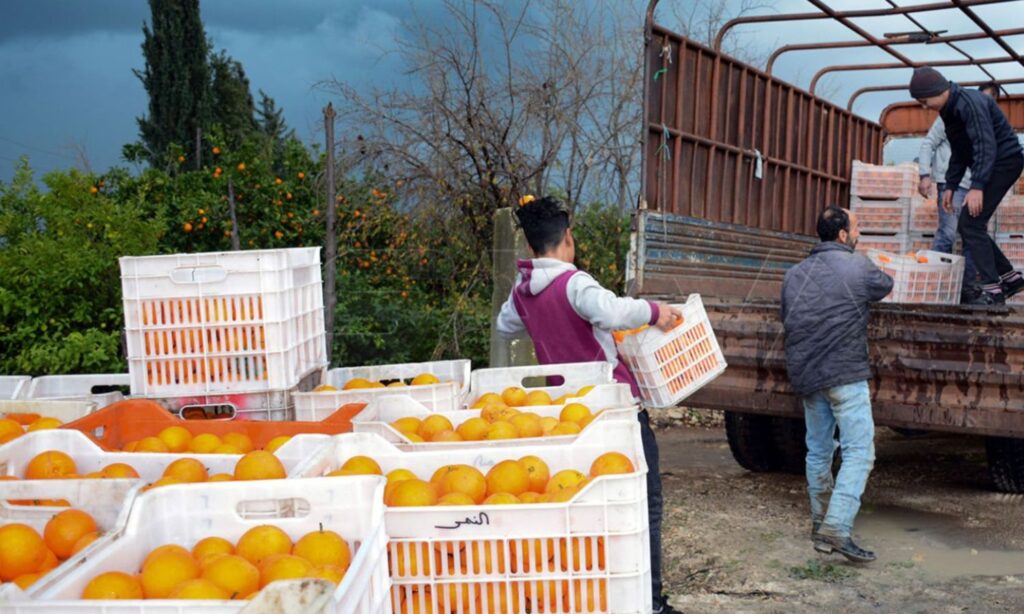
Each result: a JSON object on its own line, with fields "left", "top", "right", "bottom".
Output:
{"left": 655, "top": 418, "right": 1024, "bottom": 613}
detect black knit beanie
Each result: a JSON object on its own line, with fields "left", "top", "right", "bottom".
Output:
{"left": 909, "top": 66, "right": 950, "bottom": 99}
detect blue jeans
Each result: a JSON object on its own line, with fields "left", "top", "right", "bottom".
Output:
{"left": 934, "top": 183, "right": 978, "bottom": 287}
{"left": 803, "top": 380, "right": 875, "bottom": 537}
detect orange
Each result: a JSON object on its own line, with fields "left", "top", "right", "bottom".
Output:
{"left": 338, "top": 455, "right": 382, "bottom": 476}
{"left": 485, "top": 421, "right": 518, "bottom": 440}
{"left": 518, "top": 491, "right": 543, "bottom": 503}
{"left": 101, "top": 463, "right": 140, "bottom": 479}
{"left": 342, "top": 377, "right": 374, "bottom": 390}
{"left": 163, "top": 458, "right": 209, "bottom": 483}
{"left": 140, "top": 548, "right": 200, "bottom": 598}
{"left": 550, "top": 421, "right": 582, "bottom": 436}
{"left": 388, "top": 468, "right": 417, "bottom": 483}
{"left": 471, "top": 392, "right": 502, "bottom": 409}
{"left": 309, "top": 563, "right": 346, "bottom": 584}
{"left": 518, "top": 455, "right": 550, "bottom": 493}
{"left": 564, "top": 578, "right": 608, "bottom": 612}
{"left": 70, "top": 532, "right": 99, "bottom": 556}
{"left": 438, "top": 465, "right": 487, "bottom": 504}
{"left": 387, "top": 479, "right": 438, "bottom": 507}
{"left": 487, "top": 406, "right": 520, "bottom": 423}
{"left": 235, "top": 525, "right": 293, "bottom": 566}
{"left": 136, "top": 436, "right": 171, "bottom": 453}
{"left": 234, "top": 451, "right": 286, "bottom": 481}
{"left": 430, "top": 464, "right": 460, "bottom": 484}
{"left": 524, "top": 390, "right": 552, "bottom": 406}
{"left": 545, "top": 469, "right": 587, "bottom": 495}
{"left": 509, "top": 413, "right": 543, "bottom": 438}
{"left": 122, "top": 440, "right": 140, "bottom": 452}
{"left": 436, "top": 492, "right": 475, "bottom": 506}
{"left": 387, "top": 381, "right": 408, "bottom": 388}
{"left": 0, "top": 524, "right": 47, "bottom": 580}
{"left": 44, "top": 509, "right": 98, "bottom": 560}
{"left": 213, "top": 443, "right": 243, "bottom": 454}
{"left": 410, "top": 373, "right": 440, "bottom": 386}
{"left": 202, "top": 553, "right": 259, "bottom": 598}
{"left": 27, "top": 417, "right": 62, "bottom": 431}
{"left": 0, "top": 418, "right": 24, "bottom": 445}
{"left": 189, "top": 433, "right": 222, "bottom": 453}
{"left": 558, "top": 537, "right": 605, "bottom": 572}
{"left": 511, "top": 540, "right": 556, "bottom": 574}
{"left": 313, "top": 384, "right": 338, "bottom": 392}
{"left": 552, "top": 394, "right": 569, "bottom": 404}
{"left": 157, "top": 426, "right": 193, "bottom": 453}
{"left": 589, "top": 451, "right": 635, "bottom": 477}
{"left": 428, "top": 430, "right": 461, "bottom": 442}
{"left": 222, "top": 433, "right": 254, "bottom": 453}
{"left": 405, "top": 433, "right": 425, "bottom": 443}
{"left": 192, "top": 536, "right": 234, "bottom": 563}
{"left": 524, "top": 579, "right": 562, "bottom": 611}
{"left": 293, "top": 529, "right": 351, "bottom": 570}
{"left": 265, "top": 436, "right": 292, "bottom": 453}
{"left": 482, "top": 493, "right": 519, "bottom": 505}
{"left": 258, "top": 553, "right": 312, "bottom": 588}
{"left": 574, "top": 385, "right": 595, "bottom": 398}
{"left": 501, "top": 387, "right": 527, "bottom": 407}
{"left": 24, "top": 450, "right": 77, "bottom": 480}
{"left": 143, "top": 544, "right": 191, "bottom": 568}
{"left": 417, "top": 415, "right": 454, "bottom": 440}
{"left": 391, "top": 417, "right": 422, "bottom": 435}
{"left": 208, "top": 473, "right": 233, "bottom": 482}
{"left": 168, "top": 578, "right": 230, "bottom": 599}
{"left": 83, "top": 471, "right": 104, "bottom": 479}
{"left": 485, "top": 460, "right": 530, "bottom": 497}
{"left": 435, "top": 581, "right": 475, "bottom": 612}
{"left": 400, "top": 587, "right": 437, "bottom": 613}
{"left": 466, "top": 542, "right": 507, "bottom": 574}
{"left": 559, "top": 403, "right": 592, "bottom": 424}
{"left": 549, "top": 484, "right": 582, "bottom": 503}
{"left": 37, "top": 547, "right": 59, "bottom": 572}
{"left": 455, "top": 417, "right": 489, "bottom": 441}
{"left": 81, "top": 571, "right": 144, "bottom": 599}
{"left": 579, "top": 413, "right": 596, "bottom": 429}
{"left": 6, "top": 413, "right": 38, "bottom": 426}
{"left": 389, "top": 542, "right": 432, "bottom": 578}
{"left": 13, "top": 572, "right": 41, "bottom": 590}
{"left": 476, "top": 582, "right": 522, "bottom": 614}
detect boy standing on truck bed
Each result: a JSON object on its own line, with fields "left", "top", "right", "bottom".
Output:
{"left": 782, "top": 207, "right": 893, "bottom": 563}
{"left": 495, "top": 195, "right": 684, "bottom": 614}
{"left": 910, "top": 66, "right": 1024, "bottom": 305}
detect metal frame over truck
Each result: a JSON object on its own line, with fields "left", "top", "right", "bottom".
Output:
{"left": 631, "top": 0, "right": 1024, "bottom": 492}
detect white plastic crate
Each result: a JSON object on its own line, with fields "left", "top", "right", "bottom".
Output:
{"left": 467, "top": 362, "right": 615, "bottom": 407}
{"left": 996, "top": 195, "right": 1024, "bottom": 233}
{"left": 290, "top": 420, "right": 651, "bottom": 614}
{"left": 910, "top": 193, "right": 939, "bottom": 233}
{"left": 0, "top": 430, "right": 328, "bottom": 482}
{"left": 9, "top": 477, "right": 390, "bottom": 614}
{"left": 294, "top": 382, "right": 462, "bottom": 421}
{"left": 856, "top": 234, "right": 907, "bottom": 256}
{"left": 615, "top": 295, "right": 727, "bottom": 409}
{"left": 997, "top": 233, "right": 1024, "bottom": 269}
{"left": 0, "top": 376, "right": 31, "bottom": 400}
{"left": 0, "top": 400, "right": 97, "bottom": 425}
{"left": 352, "top": 387, "right": 638, "bottom": 450}
{"left": 25, "top": 375, "right": 128, "bottom": 410}
{"left": 867, "top": 250, "right": 965, "bottom": 305}
{"left": 849, "top": 196, "right": 910, "bottom": 235}
{"left": 119, "top": 248, "right": 327, "bottom": 397}
{"left": 850, "top": 161, "right": 917, "bottom": 200}
{"left": 327, "top": 359, "right": 471, "bottom": 398}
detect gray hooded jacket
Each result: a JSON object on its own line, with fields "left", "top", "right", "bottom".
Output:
{"left": 781, "top": 242, "right": 893, "bottom": 396}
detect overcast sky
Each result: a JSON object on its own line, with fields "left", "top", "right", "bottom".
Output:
{"left": 1, "top": 0, "right": 1022, "bottom": 182}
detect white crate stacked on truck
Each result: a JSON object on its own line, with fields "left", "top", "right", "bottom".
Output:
{"left": 0, "top": 400, "right": 97, "bottom": 430}
{"left": 466, "top": 362, "right": 615, "bottom": 407}
{"left": 0, "top": 376, "right": 31, "bottom": 401}
{"left": 119, "top": 248, "right": 327, "bottom": 400}
{"left": 867, "top": 250, "right": 965, "bottom": 304}
{"left": 23, "top": 374, "right": 129, "bottom": 410}
{"left": 850, "top": 161, "right": 915, "bottom": 253}
{"left": 6, "top": 477, "right": 391, "bottom": 614}
{"left": 615, "top": 294, "right": 727, "bottom": 408}
{"left": 996, "top": 194, "right": 1024, "bottom": 234}
{"left": 293, "top": 359, "right": 470, "bottom": 420}
{"left": 290, "top": 420, "right": 651, "bottom": 614}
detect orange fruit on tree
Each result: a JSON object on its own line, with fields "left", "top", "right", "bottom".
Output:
{"left": 410, "top": 373, "right": 440, "bottom": 386}
{"left": 518, "top": 455, "right": 550, "bottom": 493}
{"left": 81, "top": 571, "right": 144, "bottom": 599}
{"left": 44, "top": 509, "right": 98, "bottom": 560}
{"left": 135, "top": 436, "right": 170, "bottom": 453}
{"left": 550, "top": 421, "right": 582, "bottom": 436}
{"left": 590, "top": 451, "right": 635, "bottom": 477}
{"left": 438, "top": 465, "right": 487, "bottom": 504}
{"left": 545, "top": 469, "right": 587, "bottom": 495}
{"left": 235, "top": 525, "right": 293, "bottom": 566}
{"left": 140, "top": 547, "right": 200, "bottom": 598}
{"left": 189, "top": 433, "right": 222, "bottom": 453}
{"left": 0, "top": 418, "right": 24, "bottom": 445}
{"left": 429, "top": 430, "right": 463, "bottom": 442}
{"left": 13, "top": 572, "right": 41, "bottom": 590}
{"left": 157, "top": 426, "right": 193, "bottom": 453}
{"left": 259, "top": 553, "right": 312, "bottom": 588}
{"left": 201, "top": 553, "right": 259, "bottom": 598}
{"left": 482, "top": 492, "right": 520, "bottom": 505}
{"left": 234, "top": 451, "right": 286, "bottom": 481}
{"left": 163, "top": 458, "right": 209, "bottom": 483}
{"left": 100, "top": 463, "right": 139, "bottom": 479}
{"left": 24, "top": 450, "right": 77, "bottom": 479}
{"left": 485, "top": 421, "right": 518, "bottom": 440}
{"left": 485, "top": 460, "right": 530, "bottom": 497}
{"left": 509, "top": 413, "right": 543, "bottom": 438}
{"left": 391, "top": 417, "right": 422, "bottom": 435}
{"left": 342, "top": 378, "right": 374, "bottom": 390}
{"left": 192, "top": 536, "right": 234, "bottom": 563}
{"left": 436, "top": 492, "right": 475, "bottom": 506}
{"left": 524, "top": 390, "right": 552, "bottom": 406}
{"left": 471, "top": 392, "right": 503, "bottom": 409}
{"left": 265, "top": 435, "right": 292, "bottom": 453}
{"left": 417, "top": 415, "right": 454, "bottom": 440}
{"left": 168, "top": 577, "right": 231, "bottom": 599}
{"left": 559, "top": 403, "right": 592, "bottom": 424}
{"left": 294, "top": 528, "right": 351, "bottom": 571}
{"left": 222, "top": 433, "right": 254, "bottom": 453}
{"left": 27, "top": 417, "right": 62, "bottom": 431}
{"left": 0, "top": 523, "right": 47, "bottom": 580}
{"left": 338, "top": 455, "right": 382, "bottom": 476}
{"left": 501, "top": 387, "right": 527, "bottom": 407}
{"left": 387, "top": 479, "right": 438, "bottom": 507}
{"left": 309, "top": 563, "right": 346, "bottom": 584}
{"left": 455, "top": 417, "right": 489, "bottom": 441}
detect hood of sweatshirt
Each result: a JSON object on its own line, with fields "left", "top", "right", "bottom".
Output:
{"left": 515, "top": 258, "right": 577, "bottom": 297}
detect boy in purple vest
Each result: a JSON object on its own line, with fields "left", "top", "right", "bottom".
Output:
{"left": 495, "top": 196, "right": 683, "bottom": 614}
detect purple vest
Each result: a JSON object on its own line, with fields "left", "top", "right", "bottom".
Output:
{"left": 512, "top": 268, "right": 641, "bottom": 397}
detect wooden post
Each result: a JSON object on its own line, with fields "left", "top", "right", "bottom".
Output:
{"left": 323, "top": 104, "right": 338, "bottom": 366}
{"left": 489, "top": 207, "right": 536, "bottom": 368}
{"left": 227, "top": 178, "right": 240, "bottom": 251}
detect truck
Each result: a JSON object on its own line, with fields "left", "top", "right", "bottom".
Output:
{"left": 630, "top": 0, "right": 1024, "bottom": 492}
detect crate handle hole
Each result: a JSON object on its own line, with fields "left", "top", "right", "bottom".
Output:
{"left": 521, "top": 375, "right": 564, "bottom": 389}
{"left": 178, "top": 403, "right": 238, "bottom": 420}
{"left": 235, "top": 497, "right": 311, "bottom": 520}
{"left": 170, "top": 266, "right": 228, "bottom": 284}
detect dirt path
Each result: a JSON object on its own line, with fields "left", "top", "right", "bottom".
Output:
{"left": 656, "top": 424, "right": 1024, "bottom": 613}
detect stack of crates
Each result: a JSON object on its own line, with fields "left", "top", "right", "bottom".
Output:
{"left": 998, "top": 184, "right": 1024, "bottom": 305}
{"left": 119, "top": 247, "right": 329, "bottom": 420}
{"left": 850, "top": 161, "right": 916, "bottom": 255}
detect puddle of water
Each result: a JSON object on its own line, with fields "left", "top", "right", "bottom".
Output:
{"left": 856, "top": 504, "right": 1024, "bottom": 578}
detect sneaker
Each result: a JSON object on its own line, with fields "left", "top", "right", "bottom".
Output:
{"left": 960, "top": 285, "right": 981, "bottom": 304}
{"left": 812, "top": 533, "right": 877, "bottom": 563}
{"left": 1001, "top": 275, "right": 1024, "bottom": 298}
{"left": 653, "top": 595, "right": 684, "bottom": 614}
{"left": 810, "top": 519, "right": 822, "bottom": 540}
{"left": 967, "top": 290, "right": 1006, "bottom": 306}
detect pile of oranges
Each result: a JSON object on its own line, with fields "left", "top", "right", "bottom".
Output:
{"left": 314, "top": 373, "right": 445, "bottom": 392}
{"left": 114, "top": 426, "right": 292, "bottom": 455}
{"left": 0, "top": 413, "right": 67, "bottom": 446}
{"left": 390, "top": 401, "right": 601, "bottom": 443}
{"left": 327, "top": 450, "right": 635, "bottom": 507}
{"left": 79, "top": 524, "right": 352, "bottom": 600}
{"left": 469, "top": 385, "right": 595, "bottom": 409}
{"left": 0, "top": 508, "right": 100, "bottom": 591}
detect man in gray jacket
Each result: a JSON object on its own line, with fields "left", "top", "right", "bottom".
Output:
{"left": 782, "top": 207, "right": 893, "bottom": 563}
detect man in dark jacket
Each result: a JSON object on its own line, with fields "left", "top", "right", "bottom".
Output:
{"left": 910, "top": 66, "right": 1024, "bottom": 305}
{"left": 782, "top": 206, "right": 893, "bottom": 563}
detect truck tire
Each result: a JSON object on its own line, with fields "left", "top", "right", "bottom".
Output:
{"left": 724, "top": 411, "right": 779, "bottom": 472}
{"left": 986, "top": 436, "right": 1024, "bottom": 493}
{"left": 771, "top": 416, "right": 807, "bottom": 475}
